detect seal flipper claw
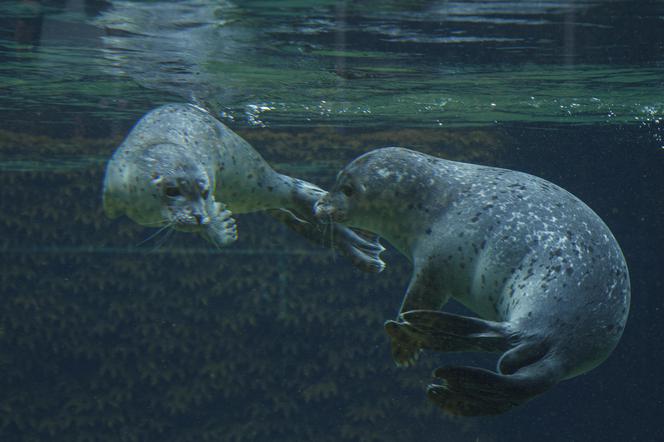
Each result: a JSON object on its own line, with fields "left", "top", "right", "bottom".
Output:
{"left": 427, "top": 365, "right": 555, "bottom": 416}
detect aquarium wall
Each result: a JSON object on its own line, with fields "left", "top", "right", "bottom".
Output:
{"left": 0, "top": 1, "right": 663, "bottom": 441}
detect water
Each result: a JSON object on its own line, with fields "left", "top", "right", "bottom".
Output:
{"left": 0, "top": 1, "right": 662, "bottom": 441}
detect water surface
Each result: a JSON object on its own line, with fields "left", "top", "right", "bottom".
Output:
{"left": 0, "top": 1, "right": 662, "bottom": 442}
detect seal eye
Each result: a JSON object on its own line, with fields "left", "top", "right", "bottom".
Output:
{"left": 165, "top": 186, "right": 181, "bottom": 197}
{"left": 341, "top": 184, "right": 354, "bottom": 197}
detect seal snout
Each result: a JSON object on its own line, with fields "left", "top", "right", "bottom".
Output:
{"left": 314, "top": 196, "right": 345, "bottom": 224}
{"left": 193, "top": 212, "right": 210, "bottom": 226}
{"left": 313, "top": 199, "right": 330, "bottom": 220}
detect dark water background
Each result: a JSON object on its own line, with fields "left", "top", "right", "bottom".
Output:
{"left": 1, "top": 1, "right": 663, "bottom": 441}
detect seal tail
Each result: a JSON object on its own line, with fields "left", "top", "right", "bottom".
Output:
{"left": 392, "top": 309, "right": 558, "bottom": 416}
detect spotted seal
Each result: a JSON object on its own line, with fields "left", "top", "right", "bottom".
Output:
{"left": 102, "top": 103, "right": 385, "bottom": 272}
{"left": 314, "top": 147, "right": 630, "bottom": 415}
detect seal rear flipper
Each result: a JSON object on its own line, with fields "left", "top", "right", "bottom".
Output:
{"left": 267, "top": 209, "right": 386, "bottom": 273}
{"left": 389, "top": 310, "right": 514, "bottom": 353}
{"left": 427, "top": 363, "right": 557, "bottom": 416}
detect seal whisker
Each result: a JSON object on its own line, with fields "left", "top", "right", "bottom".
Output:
{"left": 148, "top": 225, "right": 175, "bottom": 253}
{"left": 137, "top": 222, "right": 173, "bottom": 248}
{"left": 139, "top": 218, "right": 169, "bottom": 227}
{"left": 328, "top": 214, "right": 336, "bottom": 262}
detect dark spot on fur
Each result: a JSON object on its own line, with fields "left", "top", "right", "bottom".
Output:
{"left": 425, "top": 228, "right": 432, "bottom": 235}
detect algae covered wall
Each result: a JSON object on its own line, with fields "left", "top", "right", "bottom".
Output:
{"left": 0, "top": 126, "right": 509, "bottom": 442}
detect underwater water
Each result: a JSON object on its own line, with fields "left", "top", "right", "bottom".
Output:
{"left": 0, "top": 0, "right": 662, "bottom": 441}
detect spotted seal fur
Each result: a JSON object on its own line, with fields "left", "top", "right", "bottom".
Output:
{"left": 314, "top": 147, "right": 630, "bottom": 415}
{"left": 102, "top": 103, "right": 385, "bottom": 272}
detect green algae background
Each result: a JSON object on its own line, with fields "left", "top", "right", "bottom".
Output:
{"left": 0, "top": 126, "right": 509, "bottom": 442}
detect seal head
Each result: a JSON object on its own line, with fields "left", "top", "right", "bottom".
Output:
{"left": 103, "top": 141, "right": 236, "bottom": 247}
{"left": 315, "top": 148, "right": 448, "bottom": 255}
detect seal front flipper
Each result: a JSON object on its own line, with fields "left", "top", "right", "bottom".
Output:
{"left": 427, "top": 361, "right": 557, "bottom": 416}
{"left": 332, "top": 226, "right": 385, "bottom": 273}
{"left": 267, "top": 211, "right": 386, "bottom": 274}
{"left": 284, "top": 179, "right": 386, "bottom": 273}
{"left": 199, "top": 202, "right": 237, "bottom": 248}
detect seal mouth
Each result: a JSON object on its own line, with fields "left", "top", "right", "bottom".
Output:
{"left": 170, "top": 212, "right": 211, "bottom": 232}
{"left": 314, "top": 200, "right": 347, "bottom": 224}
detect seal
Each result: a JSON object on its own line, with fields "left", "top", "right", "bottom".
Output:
{"left": 314, "top": 147, "right": 630, "bottom": 415}
{"left": 102, "top": 103, "right": 385, "bottom": 272}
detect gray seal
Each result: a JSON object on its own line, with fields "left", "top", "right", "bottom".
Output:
{"left": 103, "top": 103, "right": 384, "bottom": 272}
{"left": 314, "top": 147, "right": 630, "bottom": 415}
